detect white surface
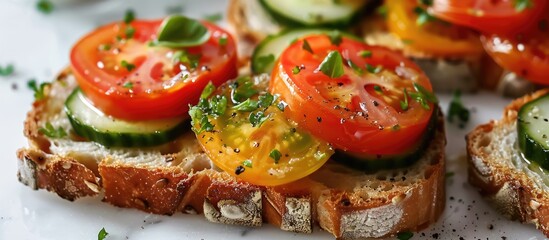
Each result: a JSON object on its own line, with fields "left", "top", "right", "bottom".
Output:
{"left": 0, "top": 0, "right": 547, "bottom": 239}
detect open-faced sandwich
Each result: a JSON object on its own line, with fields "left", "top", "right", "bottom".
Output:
{"left": 465, "top": 1, "right": 549, "bottom": 237}
{"left": 16, "top": 11, "right": 447, "bottom": 239}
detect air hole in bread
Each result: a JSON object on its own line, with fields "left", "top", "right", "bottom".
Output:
{"left": 478, "top": 135, "right": 492, "bottom": 148}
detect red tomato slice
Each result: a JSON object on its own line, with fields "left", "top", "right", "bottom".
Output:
{"left": 70, "top": 20, "right": 237, "bottom": 120}
{"left": 386, "top": 0, "right": 483, "bottom": 57}
{"left": 270, "top": 35, "right": 435, "bottom": 155}
{"left": 481, "top": 13, "right": 549, "bottom": 84}
{"left": 429, "top": 0, "right": 547, "bottom": 34}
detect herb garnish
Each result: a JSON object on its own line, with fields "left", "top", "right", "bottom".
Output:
{"left": 249, "top": 111, "right": 270, "bottom": 127}
{"left": 204, "top": 13, "right": 223, "bottom": 23}
{"left": 233, "top": 98, "right": 259, "bottom": 112}
{"left": 121, "top": 60, "right": 135, "bottom": 71}
{"left": 155, "top": 15, "right": 210, "bottom": 48}
{"left": 218, "top": 34, "right": 228, "bottom": 46}
{"left": 98, "top": 227, "right": 109, "bottom": 240}
{"left": 254, "top": 54, "right": 275, "bottom": 73}
{"left": 328, "top": 31, "right": 343, "bottom": 46}
{"left": 172, "top": 50, "right": 201, "bottom": 69}
{"left": 230, "top": 76, "right": 258, "bottom": 103}
{"left": 358, "top": 50, "right": 372, "bottom": 58}
{"left": 400, "top": 88, "right": 409, "bottom": 111}
{"left": 447, "top": 90, "right": 470, "bottom": 128}
{"left": 514, "top": 0, "right": 533, "bottom": 12}
{"left": 269, "top": 149, "right": 282, "bottom": 164}
{"left": 122, "top": 81, "right": 133, "bottom": 89}
{"left": 302, "top": 39, "right": 314, "bottom": 54}
{"left": 124, "top": 9, "right": 135, "bottom": 24}
{"left": 37, "top": 0, "right": 53, "bottom": 14}
{"left": 318, "top": 51, "right": 344, "bottom": 78}
{"left": 258, "top": 93, "right": 275, "bottom": 108}
{"left": 39, "top": 122, "right": 67, "bottom": 139}
{"left": 374, "top": 85, "right": 383, "bottom": 93}
{"left": 27, "top": 79, "right": 50, "bottom": 100}
{"left": 347, "top": 60, "right": 364, "bottom": 75}
{"left": 242, "top": 159, "right": 253, "bottom": 168}
{"left": 0, "top": 64, "right": 14, "bottom": 76}
{"left": 396, "top": 231, "right": 413, "bottom": 240}
{"left": 201, "top": 82, "right": 215, "bottom": 99}
{"left": 292, "top": 66, "right": 301, "bottom": 74}
{"left": 445, "top": 171, "right": 455, "bottom": 179}
{"left": 414, "top": 7, "right": 436, "bottom": 26}
{"left": 366, "top": 64, "right": 383, "bottom": 74}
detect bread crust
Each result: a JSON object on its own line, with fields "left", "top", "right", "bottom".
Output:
{"left": 17, "top": 70, "right": 446, "bottom": 239}
{"left": 467, "top": 89, "right": 549, "bottom": 237}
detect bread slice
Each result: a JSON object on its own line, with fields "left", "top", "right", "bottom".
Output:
{"left": 467, "top": 89, "right": 549, "bottom": 237}
{"left": 17, "top": 69, "right": 446, "bottom": 239}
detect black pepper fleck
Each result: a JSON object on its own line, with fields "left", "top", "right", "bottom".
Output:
{"left": 235, "top": 166, "right": 245, "bottom": 175}
{"left": 317, "top": 117, "right": 322, "bottom": 123}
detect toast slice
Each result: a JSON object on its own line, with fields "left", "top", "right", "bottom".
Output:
{"left": 17, "top": 69, "right": 446, "bottom": 239}
{"left": 467, "top": 89, "right": 549, "bottom": 237}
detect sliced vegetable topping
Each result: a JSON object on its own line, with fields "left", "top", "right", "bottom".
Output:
{"left": 66, "top": 89, "right": 189, "bottom": 148}
{"left": 429, "top": 0, "right": 547, "bottom": 34}
{"left": 385, "top": 0, "right": 483, "bottom": 57}
{"left": 518, "top": 93, "right": 549, "bottom": 170}
{"left": 190, "top": 75, "right": 333, "bottom": 186}
{"left": 481, "top": 11, "right": 549, "bottom": 85}
{"left": 259, "top": 0, "right": 368, "bottom": 27}
{"left": 70, "top": 16, "right": 237, "bottom": 121}
{"left": 270, "top": 34, "right": 436, "bottom": 157}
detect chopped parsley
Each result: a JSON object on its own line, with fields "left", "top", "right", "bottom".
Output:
{"left": 230, "top": 76, "right": 258, "bottom": 103}
{"left": 396, "top": 231, "right": 413, "bottom": 240}
{"left": 447, "top": 90, "right": 470, "bottom": 128}
{"left": 366, "top": 63, "right": 383, "bottom": 74}
{"left": 98, "top": 227, "right": 109, "bottom": 240}
{"left": 347, "top": 59, "right": 364, "bottom": 75}
{"left": 27, "top": 79, "right": 50, "bottom": 100}
{"left": 218, "top": 35, "right": 228, "bottom": 46}
{"left": 358, "top": 50, "right": 372, "bottom": 58}
{"left": 445, "top": 171, "right": 455, "bottom": 179}
{"left": 407, "top": 83, "right": 438, "bottom": 110}
{"left": 269, "top": 149, "right": 282, "bottom": 164}
{"left": 39, "top": 122, "right": 67, "bottom": 139}
{"left": 514, "top": 0, "right": 533, "bottom": 12}
{"left": 204, "top": 13, "right": 223, "bottom": 23}
{"left": 36, "top": 0, "right": 53, "bottom": 14}
{"left": 124, "top": 9, "right": 135, "bottom": 24}
{"left": 292, "top": 66, "right": 301, "bottom": 74}
{"left": 172, "top": 50, "right": 201, "bottom": 69}
{"left": 328, "top": 31, "right": 343, "bottom": 46}
{"left": 201, "top": 82, "right": 215, "bottom": 99}
{"left": 258, "top": 93, "right": 275, "bottom": 108}
{"left": 242, "top": 159, "right": 253, "bottom": 168}
{"left": 373, "top": 85, "right": 383, "bottom": 93}
{"left": 233, "top": 98, "right": 259, "bottom": 112}
{"left": 122, "top": 81, "right": 133, "bottom": 89}
{"left": 249, "top": 111, "right": 269, "bottom": 127}
{"left": 414, "top": 7, "right": 436, "bottom": 26}
{"left": 302, "top": 39, "right": 314, "bottom": 54}
{"left": 318, "top": 51, "right": 344, "bottom": 78}
{"left": 400, "top": 88, "right": 409, "bottom": 111}
{"left": 125, "top": 26, "right": 135, "bottom": 39}
{"left": 0, "top": 64, "right": 14, "bottom": 76}
{"left": 121, "top": 60, "right": 135, "bottom": 71}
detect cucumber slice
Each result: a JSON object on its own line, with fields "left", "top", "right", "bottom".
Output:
{"left": 259, "top": 0, "right": 367, "bottom": 27}
{"left": 333, "top": 108, "right": 439, "bottom": 172}
{"left": 251, "top": 29, "right": 361, "bottom": 74}
{"left": 518, "top": 93, "right": 549, "bottom": 170}
{"left": 65, "top": 89, "right": 188, "bottom": 148}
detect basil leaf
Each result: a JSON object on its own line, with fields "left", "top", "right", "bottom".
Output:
{"left": 155, "top": 15, "right": 210, "bottom": 48}
{"left": 98, "top": 227, "right": 109, "bottom": 240}
{"left": 269, "top": 149, "right": 282, "bottom": 164}
{"left": 318, "top": 51, "right": 344, "bottom": 78}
